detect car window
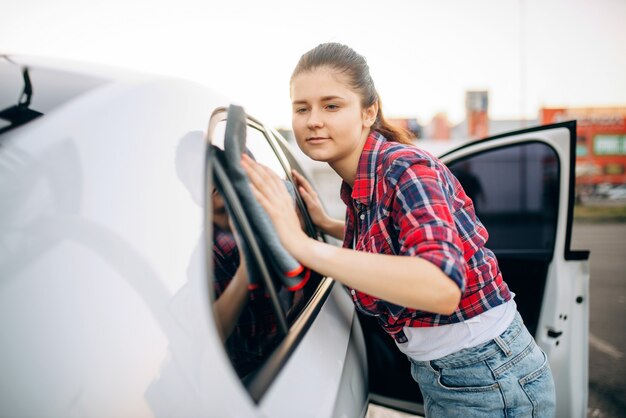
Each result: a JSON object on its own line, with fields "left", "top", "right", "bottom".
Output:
{"left": 208, "top": 114, "right": 323, "bottom": 388}
{"left": 211, "top": 120, "right": 286, "bottom": 178}
{"left": 448, "top": 142, "right": 560, "bottom": 252}
{"left": 270, "top": 130, "right": 332, "bottom": 239}
{"left": 210, "top": 185, "right": 284, "bottom": 379}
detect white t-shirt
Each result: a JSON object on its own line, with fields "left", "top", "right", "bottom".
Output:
{"left": 396, "top": 297, "right": 518, "bottom": 361}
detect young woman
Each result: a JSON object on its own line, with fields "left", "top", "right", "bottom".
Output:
{"left": 241, "top": 42, "right": 556, "bottom": 417}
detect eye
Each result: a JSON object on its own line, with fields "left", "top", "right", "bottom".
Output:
{"left": 294, "top": 107, "right": 308, "bottom": 114}
{"left": 325, "top": 104, "right": 339, "bottom": 111}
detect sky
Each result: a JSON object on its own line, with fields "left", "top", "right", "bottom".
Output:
{"left": 1, "top": 0, "right": 625, "bottom": 128}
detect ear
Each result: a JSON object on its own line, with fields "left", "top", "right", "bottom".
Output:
{"left": 362, "top": 101, "right": 379, "bottom": 128}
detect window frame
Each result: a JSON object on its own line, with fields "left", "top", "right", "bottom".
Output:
{"left": 205, "top": 107, "right": 335, "bottom": 402}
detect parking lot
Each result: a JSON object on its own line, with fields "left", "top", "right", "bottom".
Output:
{"left": 571, "top": 222, "right": 626, "bottom": 418}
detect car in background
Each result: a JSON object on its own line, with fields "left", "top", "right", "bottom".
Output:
{"left": 607, "top": 184, "right": 626, "bottom": 200}
{"left": 0, "top": 55, "right": 589, "bottom": 417}
{"left": 593, "top": 182, "right": 626, "bottom": 200}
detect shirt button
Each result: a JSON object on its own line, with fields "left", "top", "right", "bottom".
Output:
{"left": 359, "top": 213, "right": 365, "bottom": 220}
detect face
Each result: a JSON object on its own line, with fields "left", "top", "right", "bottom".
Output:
{"left": 290, "top": 67, "right": 377, "bottom": 167}
{"left": 212, "top": 188, "right": 230, "bottom": 231}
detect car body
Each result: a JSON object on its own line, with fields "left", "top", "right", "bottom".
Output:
{"left": 607, "top": 184, "right": 626, "bottom": 200}
{"left": 594, "top": 182, "right": 626, "bottom": 200}
{"left": 0, "top": 56, "right": 589, "bottom": 417}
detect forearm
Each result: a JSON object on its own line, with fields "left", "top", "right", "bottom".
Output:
{"left": 291, "top": 237, "right": 461, "bottom": 315}
{"left": 213, "top": 266, "right": 249, "bottom": 341}
{"left": 241, "top": 157, "right": 459, "bottom": 313}
{"left": 320, "top": 218, "right": 345, "bottom": 240}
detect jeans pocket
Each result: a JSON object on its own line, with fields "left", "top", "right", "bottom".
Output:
{"left": 434, "top": 361, "right": 500, "bottom": 393}
{"left": 413, "top": 360, "right": 507, "bottom": 416}
{"left": 519, "top": 351, "right": 556, "bottom": 417}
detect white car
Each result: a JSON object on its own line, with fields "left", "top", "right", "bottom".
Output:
{"left": 607, "top": 184, "right": 626, "bottom": 200}
{"left": 0, "top": 56, "right": 589, "bottom": 417}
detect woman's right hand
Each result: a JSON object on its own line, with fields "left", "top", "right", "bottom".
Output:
{"left": 292, "top": 170, "right": 330, "bottom": 228}
{"left": 292, "top": 170, "right": 345, "bottom": 240}
{"left": 241, "top": 155, "right": 308, "bottom": 253}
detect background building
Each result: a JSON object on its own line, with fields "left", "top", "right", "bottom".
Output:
{"left": 278, "top": 97, "right": 626, "bottom": 210}
{"left": 465, "top": 90, "right": 489, "bottom": 139}
{"left": 541, "top": 107, "right": 626, "bottom": 196}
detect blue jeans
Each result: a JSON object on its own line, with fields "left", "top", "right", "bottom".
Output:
{"left": 408, "top": 312, "right": 556, "bottom": 417}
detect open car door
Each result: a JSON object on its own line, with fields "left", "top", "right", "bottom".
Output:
{"left": 364, "top": 121, "right": 590, "bottom": 418}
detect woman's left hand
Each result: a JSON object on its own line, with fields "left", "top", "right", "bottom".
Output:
{"left": 241, "top": 154, "right": 308, "bottom": 254}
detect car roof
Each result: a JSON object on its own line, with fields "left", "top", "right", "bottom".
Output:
{"left": 0, "top": 55, "right": 225, "bottom": 136}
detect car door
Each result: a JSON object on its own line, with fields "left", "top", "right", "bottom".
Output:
{"left": 364, "top": 121, "right": 590, "bottom": 418}
{"left": 205, "top": 106, "right": 368, "bottom": 418}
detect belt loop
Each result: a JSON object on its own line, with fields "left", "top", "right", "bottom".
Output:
{"left": 494, "top": 336, "right": 513, "bottom": 357}
{"left": 394, "top": 329, "right": 408, "bottom": 344}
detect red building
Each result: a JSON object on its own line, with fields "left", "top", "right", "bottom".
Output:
{"left": 430, "top": 113, "right": 451, "bottom": 140}
{"left": 466, "top": 91, "right": 489, "bottom": 139}
{"left": 540, "top": 107, "right": 626, "bottom": 191}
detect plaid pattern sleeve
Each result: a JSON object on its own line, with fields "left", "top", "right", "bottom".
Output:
{"left": 389, "top": 158, "right": 467, "bottom": 292}
{"left": 341, "top": 131, "right": 511, "bottom": 338}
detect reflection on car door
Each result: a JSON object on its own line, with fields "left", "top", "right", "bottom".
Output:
{"left": 364, "top": 121, "right": 589, "bottom": 418}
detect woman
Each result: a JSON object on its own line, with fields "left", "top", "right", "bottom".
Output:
{"left": 241, "top": 42, "right": 556, "bottom": 417}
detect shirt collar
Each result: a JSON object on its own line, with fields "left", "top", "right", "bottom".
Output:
{"left": 340, "top": 131, "right": 387, "bottom": 208}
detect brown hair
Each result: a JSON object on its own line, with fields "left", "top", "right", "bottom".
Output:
{"left": 291, "top": 42, "right": 415, "bottom": 145}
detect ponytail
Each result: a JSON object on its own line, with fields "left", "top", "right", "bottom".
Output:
{"left": 373, "top": 98, "right": 415, "bottom": 145}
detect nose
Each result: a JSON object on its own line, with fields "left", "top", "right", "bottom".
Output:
{"left": 307, "top": 108, "right": 323, "bottom": 129}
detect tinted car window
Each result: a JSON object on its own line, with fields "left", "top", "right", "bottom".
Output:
{"left": 209, "top": 117, "right": 322, "bottom": 385}
{"left": 211, "top": 121, "right": 285, "bottom": 177}
{"left": 449, "top": 142, "right": 560, "bottom": 251}
{"left": 210, "top": 186, "right": 282, "bottom": 379}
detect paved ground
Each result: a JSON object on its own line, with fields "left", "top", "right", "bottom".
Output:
{"left": 571, "top": 222, "right": 626, "bottom": 418}
{"left": 367, "top": 404, "right": 420, "bottom": 418}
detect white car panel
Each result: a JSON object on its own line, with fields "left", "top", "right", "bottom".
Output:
{"left": 259, "top": 283, "right": 367, "bottom": 418}
{"left": 0, "top": 62, "right": 261, "bottom": 416}
{"left": 538, "top": 257, "right": 589, "bottom": 418}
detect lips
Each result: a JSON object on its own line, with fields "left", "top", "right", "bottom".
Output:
{"left": 306, "top": 137, "right": 330, "bottom": 143}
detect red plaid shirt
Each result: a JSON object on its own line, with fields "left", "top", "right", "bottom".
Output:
{"left": 341, "top": 131, "right": 511, "bottom": 341}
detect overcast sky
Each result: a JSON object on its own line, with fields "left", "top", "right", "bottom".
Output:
{"left": 2, "top": 0, "right": 625, "bottom": 128}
